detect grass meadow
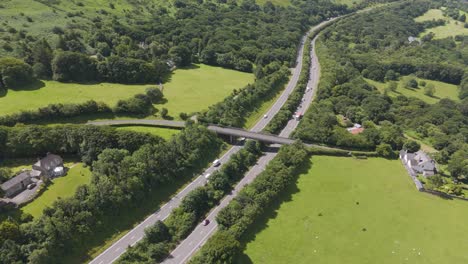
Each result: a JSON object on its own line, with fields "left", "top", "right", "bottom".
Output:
{"left": 415, "top": 9, "right": 468, "bottom": 39}
{"left": 21, "top": 163, "right": 92, "bottom": 218}
{"left": 238, "top": 156, "right": 468, "bottom": 264}
{"left": 158, "top": 64, "right": 254, "bottom": 118}
{"left": 366, "top": 76, "right": 460, "bottom": 104}
{"left": 0, "top": 64, "right": 253, "bottom": 120}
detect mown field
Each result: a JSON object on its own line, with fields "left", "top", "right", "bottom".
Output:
{"left": 366, "top": 76, "right": 460, "bottom": 104}
{"left": 238, "top": 156, "right": 468, "bottom": 264}
{"left": 21, "top": 163, "right": 91, "bottom": 218}
{"left": 158, "top": 64, "right": 254, "bottom": 118}
{"left": 0, "top": 64, "right": 253, "bottom": 119}
{"left": 415, "top": 9, "right": 468, "bottom": 39}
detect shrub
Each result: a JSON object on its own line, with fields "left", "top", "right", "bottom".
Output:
{"left": 52, "top": 51, "right": 97, "bottom": 82}
{"left": 0, "top": 57, "right": 35, "bottom": 88}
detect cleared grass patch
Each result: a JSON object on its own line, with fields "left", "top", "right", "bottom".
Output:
{"left": 116, "top": 126, "right": 180, "bottom": 140}
{"left": 366, "top": 76, "right": 459, "bottom": 104}
{"left": 415, "top": 9, "right": 468, "bottom": 39}
{"left": 21, "top": 163, "right": 91, "bottom": 218}
{"left": 239, "top": 156, "right": 468, "bottom": 264}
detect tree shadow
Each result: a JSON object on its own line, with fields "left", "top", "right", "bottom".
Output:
{"left": 178, "top": 64, "right": 201, "bottom": 70}
{"left": 235, "top": 159, "right": 313, "bottom": 263}
{"left": 0, "top": 80, "right": 46, "bottom": 98}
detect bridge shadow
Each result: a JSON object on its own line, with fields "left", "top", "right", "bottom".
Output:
{"left": 235, "top": 158, "right": 312, "bottom": 263}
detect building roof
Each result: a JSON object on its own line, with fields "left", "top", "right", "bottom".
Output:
{"left": 30, "top": 170, "right": 42, "bottom": 178}
{"left": 1, "top": 172, "right": 31, "bottom": 191}
{"left": 414, "top": 150, "right": 430, "bottom": 163}
{"left": 34, "top": 154, "right": 63, "bottom": 171}
{"left": 347, "top": 127, "right": 364, "bottom": 135}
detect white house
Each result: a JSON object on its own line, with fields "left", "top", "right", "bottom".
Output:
{"left": 400, "top": 150, "right": 436, "bottom": 177}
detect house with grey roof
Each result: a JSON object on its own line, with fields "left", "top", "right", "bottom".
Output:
{"left": 32, "top": 153, "right": 64, "bottom": 179}
{"left": 1, "top": 171, "right": 33, "bottom": 198}
{"left": 399, "top": 150, "right": 436, "bottom": 177}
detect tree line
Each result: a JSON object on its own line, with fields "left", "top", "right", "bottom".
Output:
{"left": 0, "top": 123, "right": 222, "bottom": 263}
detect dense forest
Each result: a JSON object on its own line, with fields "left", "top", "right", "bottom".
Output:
{"left": 294, "top": 0, "right": 467, "bottom": 177}
{"left": 0, "top": 0, "right": 348, "bottom": 87}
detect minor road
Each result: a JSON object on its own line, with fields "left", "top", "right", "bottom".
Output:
{"left": 88, "top": 16, "right": 315, "bottom": 264}
{"left": 162, "top": 19, "right": 333, "bottom": 264}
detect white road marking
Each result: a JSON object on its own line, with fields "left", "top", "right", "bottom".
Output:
{"left": 114, "top": 247, "right": 121, "bottom": 252}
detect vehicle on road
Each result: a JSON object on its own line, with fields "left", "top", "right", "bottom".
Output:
{"left": 294, "top": 112, "right": 303, "bottom": 121}
{"left": 27, "top": 183, "right": 36, "bottom": 190}
{"left": 203, "top": 219, "right": 210, "bottom": 226}
{"left": 212, "top": 159, "right": 221, "bottom": 167}
{"left": 204, "top": 173, "right": 211, "bottom": 179}
{"left": 263, "top": 114, "right": 268, "bottom": 119}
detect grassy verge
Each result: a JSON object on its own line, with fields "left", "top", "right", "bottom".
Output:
{"left": 243, "top": 80, "right": 286, "bottom": 129}
{"left": 238, "top": 156, "right": 468, "bottom": 264}
{"left": 116, "top": 126, "right": 181, "bottom": 140}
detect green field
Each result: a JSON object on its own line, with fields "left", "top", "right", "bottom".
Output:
{"left": 332, "top": 0, "right": 363, "bottom": 6}
{"left": 21, "top": 163, "right": 91, "bottom": 218}
{"left": 415, "top": 9, "right": 468, "bottom": 39}
{"left": 158, "top": 64, "right": 254, "bottom": 118}
{"left": 366, "top": 76, "right": 460, "bottom": 104}
{"left": 239, "top": 156, "right": 468, "bottom": 264}
{"left": 256, "top": 0, "right": 290, "bottom": 5}
{"left": 0, "top": 64, "right": 253, "bottom": 119}
{"left": 0, "top": 81, "right": 149, "bottom": 115}
{"left": 116, "top": 126, "right": 180, "bottom": 140}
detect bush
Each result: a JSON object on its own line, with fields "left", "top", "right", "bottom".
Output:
{"left": 424, "top": 83, "right": 435, "bottom": 97}
{"left": 0, "top": 57, "right": 35, "bottom": 89}
{"left": 376, "top": 143, "right": 394, "bottom": 158}
{"left": 114, "top": 94, "right": 153, "bottom": 115}
{"left": 403, "top": 140, "right": 421, "bottom": 153}
{"left": 405, "top": 78, "right": 418, "bottom": 89}
{"left": 145, "top": 87, "right": 164, "bottom": 103}
{"left": 52, "top": 51, "right": 97, "bottom": 82}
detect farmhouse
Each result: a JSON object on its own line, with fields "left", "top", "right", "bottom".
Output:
{"left": 1, "top": 171, "right": 33, "bottom": 198}
{"left": 347, "top": 123, "right": 364, "bottom": 135}
{"left": 32, "top": 153, "right": 65, "bottom": 179}
{"left": 399, "top": 150, "right": 436, "bottom": 177}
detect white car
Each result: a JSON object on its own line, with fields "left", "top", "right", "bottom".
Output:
{"left": 213, "top": 159, "right": 221, "bottom": 167}
{"left": 205, "top": 173, "right": 211, "bottom": 179}
{"left": 263, "top": 114, "right": 268, "bottom": 119}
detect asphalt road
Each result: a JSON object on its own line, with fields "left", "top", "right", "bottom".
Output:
{"left": 162, "top": 22, "right": 329, "bottom": 264}
{"left": 88, "top": 17, "right": 313, "bottom": 264}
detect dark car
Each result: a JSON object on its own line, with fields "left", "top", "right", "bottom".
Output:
{"left": 203, "top": 219, "right": 210, "bottom": 226}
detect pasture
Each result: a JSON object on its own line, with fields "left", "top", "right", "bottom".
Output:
{"left": 158, "top": 64, "right": 253, "bottom": 118}
{"left": 366, "top": 76, "right": 459, "bottom": 104}
{"left": 238, "top": 156, "right": 468, "bottom": 264}
{"left": 0, "top": 64, "right": 253, "bottom": 120}
{"left": 415, "top": 9, "right": 468, "bottom": 39}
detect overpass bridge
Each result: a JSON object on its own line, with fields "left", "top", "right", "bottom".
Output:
{"left": 87, "top": 119, "right": 296, "bottom": 145}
